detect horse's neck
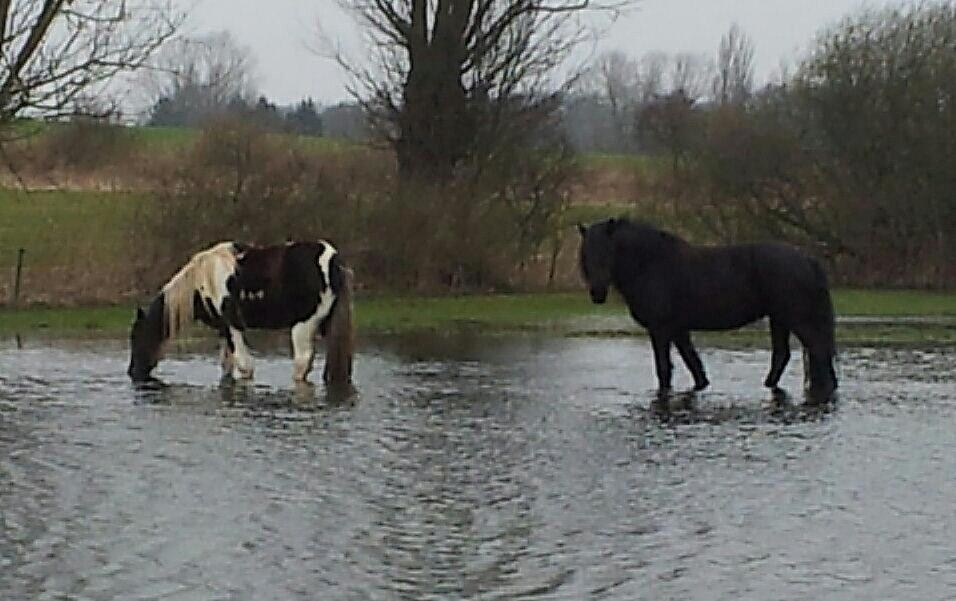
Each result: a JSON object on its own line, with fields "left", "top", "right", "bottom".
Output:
{"left": 612, "top": 229, "right": 682, "bottom": 288}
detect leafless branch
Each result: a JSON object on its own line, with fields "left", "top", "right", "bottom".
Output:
{"left": 333, "top": 0, "right": 633, "bottom": 178}
{"left": 0, "top": 0, "right": 182, "bottom": 122}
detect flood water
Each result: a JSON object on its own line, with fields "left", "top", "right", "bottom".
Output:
{"left": 1, "top": 332, "right": 954, "bottom": 600}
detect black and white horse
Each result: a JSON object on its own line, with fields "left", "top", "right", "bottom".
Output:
{"left": 578, "top": 218, "right": 838, "bottom": 402}
{"left": 128, "top": 240, "right": 354, "bottom": 386}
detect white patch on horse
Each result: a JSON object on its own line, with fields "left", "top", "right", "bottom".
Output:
{"left": 289, "top": 242, "right": 339, "bottom": 382}
{"left": 315, "top": 241, "right": 337, "bottom": 320}
{"left": 229, "top": 325, "right": 254, "bottom": 379}
{"left": 291, "top": 316, "right": 319, "bottom": 381}
{"left": 220, "top": 340, "right": 234, "bottom": 374}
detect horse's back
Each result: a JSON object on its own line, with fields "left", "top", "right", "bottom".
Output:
{"left": 234, "top": 241, "right": 335, "bottom": 329}
{"left": 673, "top": 242, "right": 830, "bottom": 331}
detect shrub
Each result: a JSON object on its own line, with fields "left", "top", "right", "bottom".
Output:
{"left": 131, "top": 117, "right": 576, "bottom": 295}
{"left": 39, "top": 119, "right": 135, "bottom": 171}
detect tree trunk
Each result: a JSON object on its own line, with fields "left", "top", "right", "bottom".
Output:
{"left": 396, "top": 0, "right": 475, "bottom": 181}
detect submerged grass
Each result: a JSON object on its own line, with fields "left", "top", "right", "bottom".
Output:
{"left": 1, "top": 290, "right": 953, "bottom": 345}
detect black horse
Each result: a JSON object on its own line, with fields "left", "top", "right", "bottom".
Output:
{"left": 578, "top": 218, "right": 837, "bottom": 401}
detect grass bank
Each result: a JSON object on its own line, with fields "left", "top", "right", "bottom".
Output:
{"left": 1, "top": 289, "right": 953, "bottom": 345}
{"left": 0, "top": 188, "right": 137, "bottom": 270}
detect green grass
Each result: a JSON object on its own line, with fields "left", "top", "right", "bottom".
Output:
{"left": 579, "top": 152, "right": 665, "bottom": 174}
{"left": 125, "top": 124, "right": 362, "bottom": 157}
{"left": 1, "top": 118, "right": 48, "bottom": 140}
{"left": 5, "top": 121, "right": 360, "bottom": 160}
{"left": 127, "top": 125, "right": 198, "bottom": 153}
{"left": 0, "top": 188, "right": 139, "bottom": 269}
{"left": 833, "top": 288, "right": 956, "bottom": 316}
{"left": 0, "top": 293, "right": 622, "bottom": 336}
{"left": 0, "top": 305, "right": 132, "bottom": 334}
{"left": 1, "top": 290, "right": 953, "bottom": 345}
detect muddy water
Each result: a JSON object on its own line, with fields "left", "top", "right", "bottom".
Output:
{"left": 0, "top": 334, "right": 954, "bottom": 600}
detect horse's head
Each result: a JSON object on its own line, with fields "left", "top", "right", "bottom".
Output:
{"left": 128, "top": 304, "right": 163, "bottom": 382}
{"left": 578, "top": 218, "right": 619, "bottom": 304}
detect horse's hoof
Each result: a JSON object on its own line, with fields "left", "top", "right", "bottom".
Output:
{"left": 805, "top": 384, "right": 836, "bottom": 405}
{"left": 693, "top": 379, "right": 709, "bottom": 391}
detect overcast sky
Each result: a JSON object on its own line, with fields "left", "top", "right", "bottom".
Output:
{"left": 175, "top": 0, "right": 894, "bottom": 106}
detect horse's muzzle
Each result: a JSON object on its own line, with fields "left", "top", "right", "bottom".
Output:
{"left": 589, "top": 287, "right": 608, "bottom": 304}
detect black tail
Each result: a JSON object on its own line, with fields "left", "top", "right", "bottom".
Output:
{"left": 322, "top": 258, "right": 354, "bottom": 389}
{"left": 806, "top": 257, "right": 838, "bottom": 400}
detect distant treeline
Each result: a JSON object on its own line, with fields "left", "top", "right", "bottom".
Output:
{"left": 148, "top": 94, "right": 369, "bottom": 141}
{"left": 4, "top": 5, "right": 952, "bottom": 297}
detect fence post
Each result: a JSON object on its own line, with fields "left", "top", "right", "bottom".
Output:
{"left": 12, "top": 248, "right": 25, "bottom": 306}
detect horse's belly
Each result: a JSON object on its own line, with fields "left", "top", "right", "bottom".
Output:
{"left": 239, "top": 300, "right": 299, "bottom": 329}
{"left": 692, "top": 317, "right": 760, "bottom": 331}
{"left": 686, "top": 304, "right": 765, "bottom": 331}
{"left": 239, "top": 295, "right": 327, "bottom": 330}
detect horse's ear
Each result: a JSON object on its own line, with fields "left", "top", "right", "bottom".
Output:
{"left": 135, "top": 306, "right": 145, "bottom": 321}
{"left": 577, "top": 223, "right": 586, "bottom": 237}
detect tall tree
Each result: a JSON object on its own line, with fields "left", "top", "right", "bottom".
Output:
{"left": 712, "top": 23, "right": 754, "bottom": 105}
{"left": 0, "top": 1, "right": 181, "bottom": 125}
{"left": 336, "top": 0, "right": 629, "bottom": 180}
{"left": 669, "top": 52, "right": 713, "bottom": 100}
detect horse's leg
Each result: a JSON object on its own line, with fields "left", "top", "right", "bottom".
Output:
{"left": 291, "top": 318, "right": 319, "bottom": 383}
{"left": 219, "top": 337, "right": 235, "bottom": 378}
{"left": 805, "top": 348, "right": 836, "bottom": 403}
{"left": 673, "top": 331, "right": 709, "bottom": 390}
{"left": 793, "top": 325, "right": 836, "bottom": 403}
{"left": 764, "top": 319, "right": 791, "bottom": 389}
{"left": 649, "top": 331, "right": 674, "bottom": 392}
{"left": 228, "top": 326, "right": 254, "bottom": 380}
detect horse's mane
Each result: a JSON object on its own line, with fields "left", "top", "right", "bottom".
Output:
{"left": 161, "top": 241, "right": 238, "bottom": 339}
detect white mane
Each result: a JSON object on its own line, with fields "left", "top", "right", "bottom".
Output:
{"left": 162, "top": 241, "right": 238, "bottom": 339}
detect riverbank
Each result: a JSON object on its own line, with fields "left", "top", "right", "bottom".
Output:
{"left": 1, "top": 289, "right": 954, "bottom": 345}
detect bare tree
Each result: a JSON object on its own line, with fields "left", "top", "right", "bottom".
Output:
{"left": 635, "top": 87, "right": 697, "bottom": 171}
{"left": 589, "top": 50, "right": 638, "bottom": 117}
{"left": 635, "top": 51, "right": 667, "bottom": 104}
{"left": 575, "top": 50, "right": 640, "bottom": 151}
{"left": 334, "top": 0, "right": 630, "bottom": 180}
{"left": 142, "top": 31, "right": 257, "bottom": 126}
{"left": 668, "top": 52, "right": 713, "bottom": 101}
{"left": 0, "top": 1, "right": 181, "bottom": 126}
{"left": 713, "top": 23, "right": 754, "bottom": 105}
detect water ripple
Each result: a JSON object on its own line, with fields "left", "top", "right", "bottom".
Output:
{"left": 0, "top": 337, "right": 954, "bottom": 598}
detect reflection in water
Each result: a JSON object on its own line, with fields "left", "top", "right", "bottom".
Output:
{"left": 0, "top": 336, "right": 954, "bottom": 599}
{"left": 133, "top": 377, "right": 359, "bottom": 410}
{"left": 647, "top": 388, "right": 836, "bottom": 427}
